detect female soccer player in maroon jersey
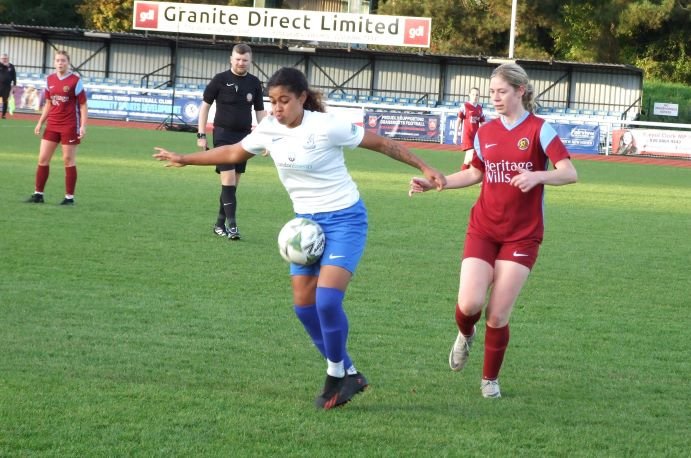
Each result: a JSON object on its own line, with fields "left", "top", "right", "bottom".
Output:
{"left": 455, "top": 87, "right": 485, "bottom": 171}
{"left": 409, "top": 63, "right": 577, "bottom": 398}
{"left": 27, "top": 50, "right": 88, "bottom": 205}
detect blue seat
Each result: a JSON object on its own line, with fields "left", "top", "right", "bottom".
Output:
{"left": 369, "top": 96, "right": 382, "bottom": 104}
{"left": 537, "top": 106, "right": 553, "bottom": 114}
{"left": 382, "top": 96, "right": 396, "bottom": 104}
{"left": 396, "top": 97, "right": 411, "bottom": 105}
{"left": 343, "top": 94, "right": 356, "bottom": 103}
{"left": 328, "top": 92, "right": 343, "bottom": 101}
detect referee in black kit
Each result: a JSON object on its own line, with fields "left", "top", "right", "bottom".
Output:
{"left": 197, "top": 43, "right": 267, "bottom": 240}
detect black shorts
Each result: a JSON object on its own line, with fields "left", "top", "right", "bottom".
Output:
{"left": 213, "top": 126, "right": 250, "bottom": 174}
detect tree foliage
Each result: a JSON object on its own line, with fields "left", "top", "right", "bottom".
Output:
{"left": 378, "top": 0, "right": 689, "bottom": 83}
{"left": 0, "top": 0, "right": 83, "bottom": 27}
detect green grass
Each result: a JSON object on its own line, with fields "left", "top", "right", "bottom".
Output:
{"left": 1, "top": 120, "right": 690, "bottom": 457}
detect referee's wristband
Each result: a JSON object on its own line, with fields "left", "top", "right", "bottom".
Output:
{"left": 196, "top": 133, "right": 206, "bottom": 139}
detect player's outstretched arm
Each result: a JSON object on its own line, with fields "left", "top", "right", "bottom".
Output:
{"left": 408, "top": 167, "right": 482, "bottom": 197}
{"left": 360, "top": 131, "right": 446, "bottom": 191}
{"left": 153, "top": 144, "right": 253, "bottom": 167}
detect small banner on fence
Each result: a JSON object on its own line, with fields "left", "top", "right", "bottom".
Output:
{"left": 364, "top": 111, "right": 441, "bottom": 143}
{"left": 554, "top": 123, "right": 600, "bottom": 154}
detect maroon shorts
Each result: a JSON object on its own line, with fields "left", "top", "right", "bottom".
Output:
{"left": 43, "top": 129, "right": 80, "bottom": 145}
{"left": 462, "top": 232, "right": 540, "bottom": 269}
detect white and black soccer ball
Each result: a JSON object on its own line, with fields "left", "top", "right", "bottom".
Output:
{"left": 277, "top": 217, "right": 325, "bottom": 266}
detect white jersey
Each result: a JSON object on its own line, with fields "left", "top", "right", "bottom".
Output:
{"left": 241, "top": 110, "right": 365, "bottom": 214}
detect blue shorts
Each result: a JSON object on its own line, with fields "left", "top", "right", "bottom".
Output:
{"left": 290, "top": 200, "right": 368, "bottom": 276}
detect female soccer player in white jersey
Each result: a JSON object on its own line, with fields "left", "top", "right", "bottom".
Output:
{"left": 153, "top": 67, "right": 445, "bottom": 409}
{"left": 409, "top": 63, "right": 578, "bottom": 399}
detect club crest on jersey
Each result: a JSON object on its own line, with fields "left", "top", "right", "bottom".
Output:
{"left": 517, "top": 137, "right": 530, "bottom": 150}
{"left": 303, "top": 134, "right": 316, "bottom": 150}
{"left": 63, "top": 85, "right": 70, "bottom": 93}
{"left": 246, "top": 93, "right": 253, "bottom": 102}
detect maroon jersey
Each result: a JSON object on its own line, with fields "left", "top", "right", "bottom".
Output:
{"left": 469, "top": 112, "right": 570, "bottom": 242}
{"left": 458, "top": 102, "right": 485, "bottom": 150}
{"left": 45, "top": 72, "right": 86, "bottom": 131}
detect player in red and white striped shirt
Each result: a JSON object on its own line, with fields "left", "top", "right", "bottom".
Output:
{"left": 27, "top": 50, "right": 88, "bottom": 205}
{"left": 409, "top": 63, "right": 578, "bottom": 398}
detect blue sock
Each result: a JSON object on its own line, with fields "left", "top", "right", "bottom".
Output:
{"left": 315, "top": 287, "right": 350, "bottom": 367}
{"left": 294, "top": 303, "right": 353, "bottom": 369}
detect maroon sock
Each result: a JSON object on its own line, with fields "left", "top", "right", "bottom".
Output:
{"left": 455, "top": 306, "right": 481, "bottom": 337}
{"left": 35, "top": 165, "right": 49, "bottom": 193}
{"left": 65, "top": 166, "right": 77, "bottom": 196}
{"left": 483, "top": 324, "right": 510, "bottom": 380}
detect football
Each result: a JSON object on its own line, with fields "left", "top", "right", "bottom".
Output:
{"left": 277, "top": 218, "right": 326, "bottom": 265}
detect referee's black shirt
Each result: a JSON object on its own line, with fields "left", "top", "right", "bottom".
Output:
{"left": 203, "top": 70, "right": 264, "bottom": 133}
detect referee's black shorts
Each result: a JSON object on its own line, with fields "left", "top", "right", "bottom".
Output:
{"left": 213, "top": 126, "right": 251, "bottom": 174}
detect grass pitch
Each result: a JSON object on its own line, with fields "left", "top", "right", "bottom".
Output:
{"left": 1, "top": 119, "right": 689, "bottom": 456}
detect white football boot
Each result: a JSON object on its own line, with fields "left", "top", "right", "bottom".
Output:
{"left": 449, "top": 326, "right": 475, "bottom": 372}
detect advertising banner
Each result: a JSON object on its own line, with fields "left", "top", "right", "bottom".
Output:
{"left": 87, "top": 90, "right": 202, "bottom": 124}
{"left": 443, "top": 114, "right": 459, "bottom": 145}
{"left": 612, "top": 128, "right": 691, "bottom": 159}
{"left": 133, "top": 1, "right": 431, "bottom": 48}
{"left": 364, "top": 111, "right": 441, "bottom": 143}
{"left": 554, "top": 123, "right": 600, "bottom": 154}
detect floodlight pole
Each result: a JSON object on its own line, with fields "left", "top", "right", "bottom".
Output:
{"left": 508, "top": 0, "right": 517, "bottom": 59}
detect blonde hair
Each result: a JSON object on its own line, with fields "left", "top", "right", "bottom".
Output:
{"left": 55, "top": 50, "right": 71, "bottom": 62}
{"left": 491, "top": 63, "right": 535, "bottom": 113}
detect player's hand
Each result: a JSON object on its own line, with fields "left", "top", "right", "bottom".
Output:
{"left": 34, "top": 124, "right": 41, "bottom": 136}
{"left": 408, "top": 176, "right": 434, "bottom": 196}
{"left": 196, "top": 138, "right": 207, "bottom": 150}
{"left": 423, "top": 167, "right": 446, "bottom": 192}
{"left": 153, "top": 147, "right": 185, "bottom": 167}
{"left": 78, "top": 126, "right": 86, "bottom": 139}
{"left": 510, "top": 167, "right": 539, "bottom": 192}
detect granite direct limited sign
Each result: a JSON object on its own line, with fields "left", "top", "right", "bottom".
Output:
{"left": 133, "top": 1, "right": 431, "bottom": 47}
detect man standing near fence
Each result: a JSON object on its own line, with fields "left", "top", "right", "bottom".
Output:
{"left": 196, "top": 43, "right": 267, "bottom": 240}
{"left": 0, "top": 53, "right": 17, "bottom": 119}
